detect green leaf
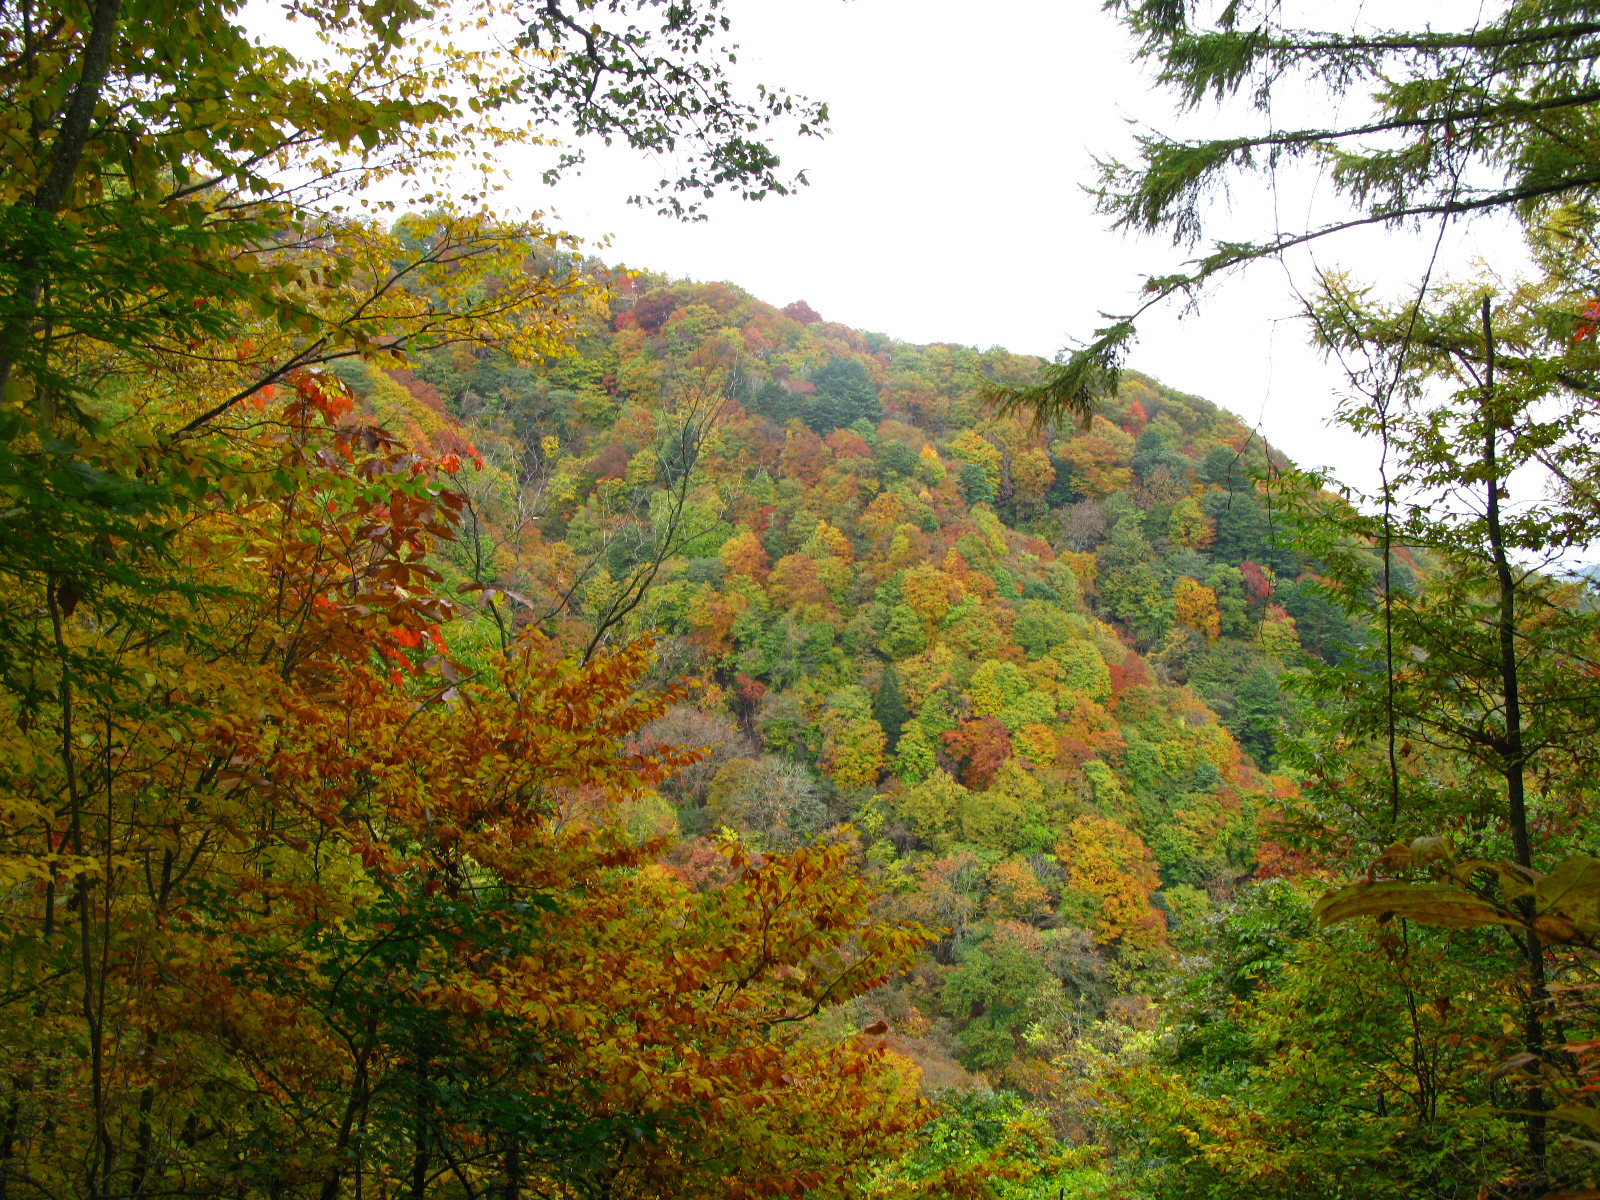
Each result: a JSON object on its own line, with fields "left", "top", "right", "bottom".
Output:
{"left": 1548, "top": 1103, "right": 1600, "bottom": 1137}
{"left": 982, "top": 319, "right": 1135, "bottom": 429}
{"left": 1535, "top": 855, "right": 1600, "bottom": 936}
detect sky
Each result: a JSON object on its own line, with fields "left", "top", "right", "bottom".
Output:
{"left": 240, "top": 0, "right": 1526, "bottom": 496}
{"left": 494, "top": 0, "right": 1527, "bottom": 496}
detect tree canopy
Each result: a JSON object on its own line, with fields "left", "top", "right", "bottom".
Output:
{"left": 994, "top": 0, "right": 1600, "bottom": 426}
{"left": 10, "top": 2, "right": 1600, "bottom": 1197}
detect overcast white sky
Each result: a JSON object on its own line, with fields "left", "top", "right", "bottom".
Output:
{"left": 497, "top": 0, "right": 1529, "bottom": 494}
{"left": 260, "top": 0, "right": 1491, "bottom": 499}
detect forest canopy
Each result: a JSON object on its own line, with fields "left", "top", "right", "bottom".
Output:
{"left": 5, "top": 2, "right": 1600, "bottom": 1200}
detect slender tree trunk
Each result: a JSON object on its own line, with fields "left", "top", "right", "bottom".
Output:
{"left": 0, "top": 1084, "right": 23, "bottom": 1200}
{"left": 0, "top": 0, "right": 123, "bottom": 400}
{"left": 501, "top": 1138, "right": 522, "bottom": 1200}
{"left": 42, "top": 833, "right": 55, "bottom": 937}
{"left": 409, "top": 1141, "right": 430, "bottom": 1200}
{"left": 132, "top": 1031, "right": 157, "bottom": 1198}
{"left": 410, "top": 1042, "right": 431, "bottom": 1200}
{"left": 1482, "top": 297, "right": 1546, "bottom": 1181}
{"left": 49, "top": 578, "right": 110, "bottom": 1199}
{"left": 1377, "top": 370, "right": 1403, "bottom": 829}
{"left": 320, "top": 1056, "right": 370, "bottom": 1200}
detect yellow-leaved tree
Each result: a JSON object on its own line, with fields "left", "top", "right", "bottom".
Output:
{"left": 0, "top": 5, "right": 980, "bottom": 1197}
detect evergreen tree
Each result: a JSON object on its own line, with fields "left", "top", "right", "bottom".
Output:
{"left": 1200, "top": 447, "right": 1250, "bottom": 492}
{"left": 874, "top": 664, "right": 909, "bottom": 749}
{"left": 1133, "top": 426, "right": 1188, "bottom": 482}
{"left": 1045, "top": 452, "right": 1076, "bottom": 507}
{"left": 1229, "top": 665, "right": 1280, "bottom": 770}
{"left": 750, "top": 377, "right": 801, "bottom": 424}
{"left": 1202, "top": 489, "right": 1298, "bottom": 575}
{"left": 957, "top": 461, "right": 997, "bottom": 505}
{"left": 877, "top": 439, "right": 920, "bottom": 477}
{"left": 990, "top": 0, "right": 1600, "bottom": 424}
{"left": 807, "top": 357, "right": 881, "bottom": 433}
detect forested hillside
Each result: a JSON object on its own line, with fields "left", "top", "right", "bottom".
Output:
{"left": 356, "top": 269, "right": 1324, "bottom": 1096}
{"left": 351, "top": 264, "right": 1600, "bottom": 1196}
{"left": 15, "top": 2, "right": 1600, "bottom": 1198}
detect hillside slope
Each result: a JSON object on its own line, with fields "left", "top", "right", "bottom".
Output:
{"left": 339, "top": 270, "right": 1356, "bottom": 1092}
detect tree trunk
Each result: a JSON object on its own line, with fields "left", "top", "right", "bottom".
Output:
{"left": 501, "top": 1138, "right": 522, "bottom": 1200}
{"left": 1482, "top": 297, "right": 1546, "bottom": 1182}
{"left": 0, "top": 0, "right": 124, "bottom": 400}
{"left": 49, "top": 577, "right": 110, "bottom": 1198}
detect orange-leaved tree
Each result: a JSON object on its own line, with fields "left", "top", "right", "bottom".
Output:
{"left": 0, "top": 376, "right": 939, "bottom": 1199}
{"left": 1056, "top": 815, "right": 1167, "bottom": 949}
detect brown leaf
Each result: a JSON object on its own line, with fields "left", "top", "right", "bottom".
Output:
{"left": 1409, "top": 836, "right": 1452, "bottom": 863}
{"left": 1488, "top": 1051, "right": 1538, "bottom": 1081}
{"left": 1535, "top": 913, "right": 1581, "bottom": 944}
{"left": 57, "top": 577, "right": 80, "bottom": 618}
{"left": 1313, "top": 880, "right": 1522, "bottom": 931}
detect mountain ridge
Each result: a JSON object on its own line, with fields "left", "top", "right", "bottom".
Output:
{"left": 338, "top": 265, "right": 1349, "bottom": 1089}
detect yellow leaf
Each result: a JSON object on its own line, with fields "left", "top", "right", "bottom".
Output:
{"left": 1313, "top": 879, "right": 1522, "bottom": 930}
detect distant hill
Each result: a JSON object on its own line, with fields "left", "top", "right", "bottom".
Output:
{"left": 340, "top": 269, "right": 1355, "bottom": 1090}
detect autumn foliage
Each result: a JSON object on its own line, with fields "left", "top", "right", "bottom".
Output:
{"left": 0, "top": 377, "right": 944, "bottom": 1198}
{"left": 0, "top": 7, "right": 1359, "bottom": 1194}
